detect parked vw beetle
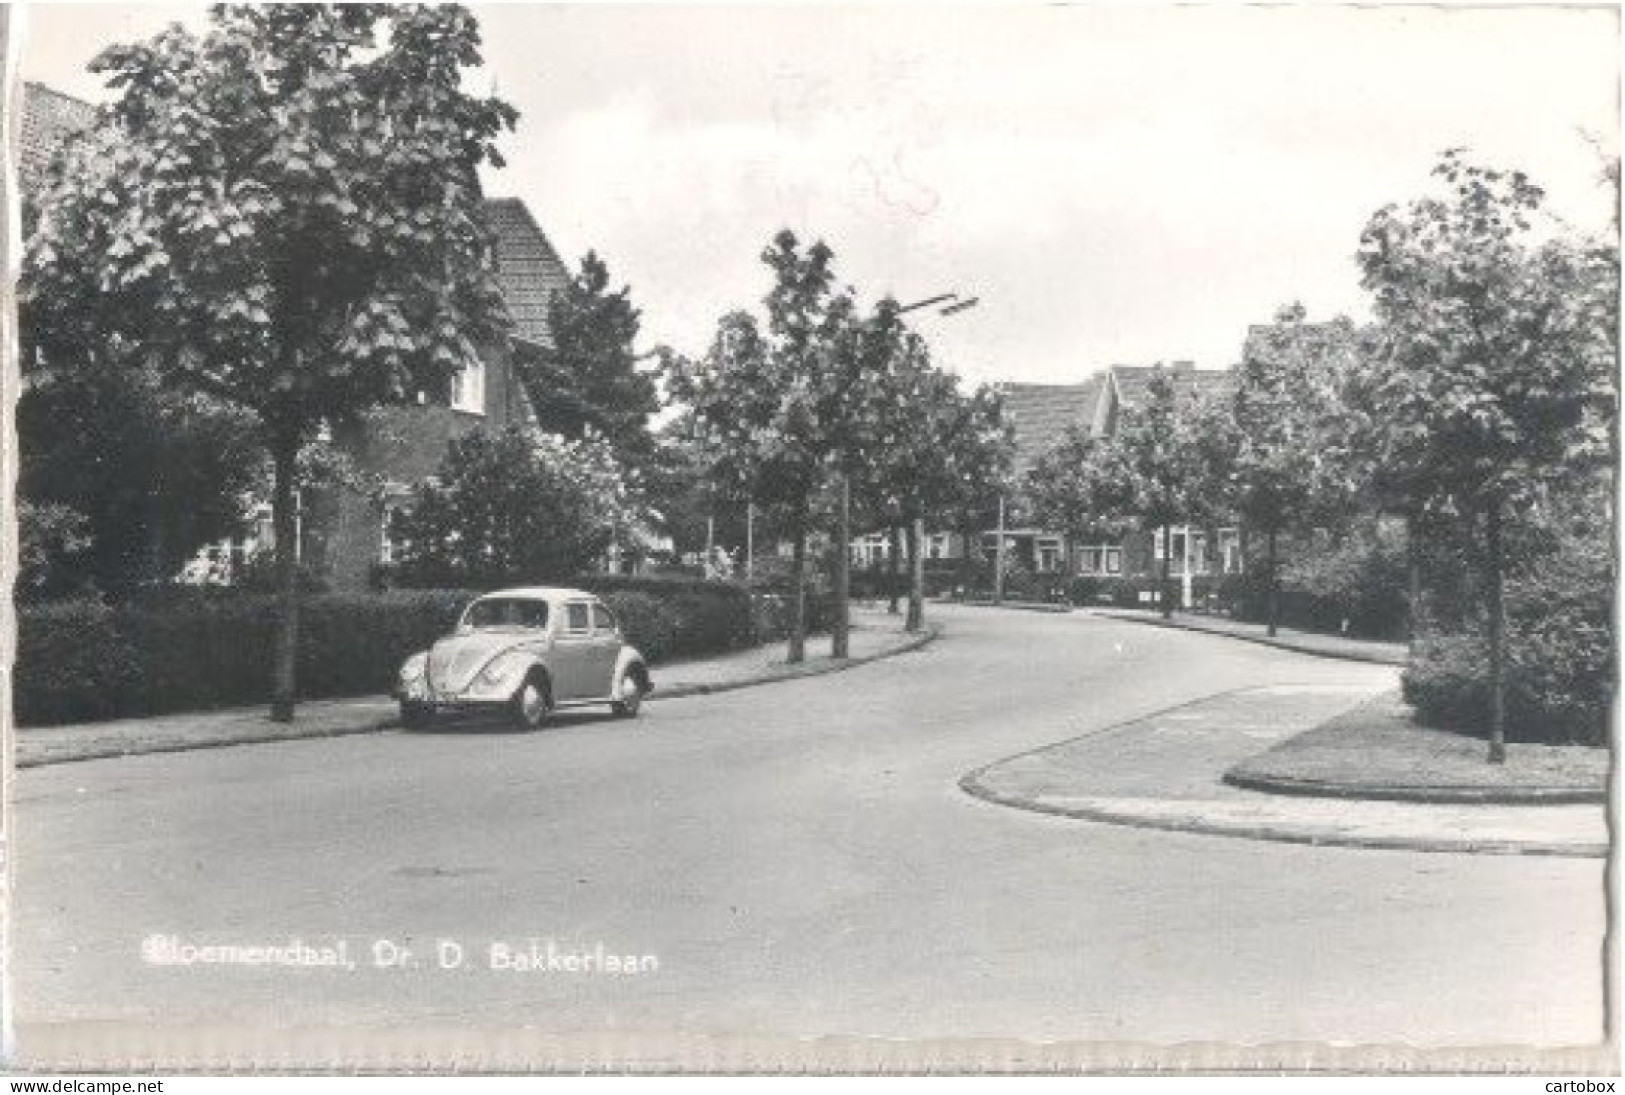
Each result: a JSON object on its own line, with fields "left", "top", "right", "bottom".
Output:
{"left": 394, "top": 587, "right": 652, "bottom": 730}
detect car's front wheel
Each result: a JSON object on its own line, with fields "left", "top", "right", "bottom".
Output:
{"left": 611, "top": 673, "right": 644, "bottom": 718}
{"left": 510, "top": 674, "right": 551, "bottom": 731}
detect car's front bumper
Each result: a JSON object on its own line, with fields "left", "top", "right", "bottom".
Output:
{"left": 395, "top": 678, "right": 511, "bottom": 711}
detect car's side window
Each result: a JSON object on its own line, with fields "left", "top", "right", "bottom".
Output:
{"left": 591, "top": 603, "right": 616, "bottom": 634}
{"left": 565, "top": 602, "right": 591, "bottom": 634}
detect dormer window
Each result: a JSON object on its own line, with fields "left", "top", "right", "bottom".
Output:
{"left": 450, "top": 359, "right": 486, "bottom": 415}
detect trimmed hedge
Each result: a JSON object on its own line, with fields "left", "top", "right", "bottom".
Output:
{"left": 16, "top": 581, "right": 838, "bottom": 727}
{"left": 1402, "top": 550, "right": 1613, "bottom": 747}
{"left": 14, "top": 598, "right": 141, "bottom": 725}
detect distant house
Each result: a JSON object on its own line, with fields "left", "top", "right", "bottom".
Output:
{"left": 837, "top": 358, "right": 1242, "bottom": 605}
{"left": 995, "top": 361, "right": 1242, "bottom": 606}
{"left": 18, "top": 82, "right": 588, "bottom": 590}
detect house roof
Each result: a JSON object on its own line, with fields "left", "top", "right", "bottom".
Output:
{"left": 1107, "top": 360, "right": 1232, "bottom": 409}
{"left": 482, "top": 196, "right": 572, "bottom": 348}
{"left": 999, "top": 378, "right": 1102, "bottom": 473}
{"left": 998, "top": 361, "right": 1237, "bottom": 474}
{"left": 19, "top": 82, "right": 97, "bottom": 192}
{"left": 1240, "top": 319, "right": 1365, "bottom": 370}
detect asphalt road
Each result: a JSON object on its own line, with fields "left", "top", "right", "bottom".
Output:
{"left": 10, "top": 606, "right": 1607, "bottom": 1067}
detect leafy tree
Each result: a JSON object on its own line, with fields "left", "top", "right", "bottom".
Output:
{"left": 16, "top": 501, "right": 94, "bottom": 603}
{"left": 390, "top": 426, "right": 641, "bottom": 587}
{"left": 516, "top": 251, "right": 659, "bottom": 470}
{"left": 670, "top": 231, "right": 856, "bottom": 663}
{"left": 23, "top": 5, "right": 515, "bottom": 720}
{"left": 1228, "top": 305, "right": 1366, "bottom": 635}
{"left": 1356, "top": 151, "right": 1617, "bottom": 762}
{"left": 17, "top": 352, "right": 263, "bottom": 597}
{"left": 864, "top": 347, "right": 1011, "bottom": 630}
{"left": 1102, "top": 370, "right": 1211, "bottom": 618}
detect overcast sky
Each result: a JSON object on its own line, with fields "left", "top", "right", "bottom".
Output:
{"left": 19, "top": 3, "right": 1619, "bottom": 386}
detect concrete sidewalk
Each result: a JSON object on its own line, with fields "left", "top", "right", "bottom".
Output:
{"left": 962, "top": 684, "right": 1608, "bottom": 858}
{"left": 15, "top": 609, "right": 937, "bottom": 769}
{"left": 1085, "top": 606, "right": 1408, "bottom": 665}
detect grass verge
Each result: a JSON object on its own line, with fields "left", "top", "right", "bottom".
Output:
{"left": 1224, "top": 689, "right": 1608, "bottom": 803}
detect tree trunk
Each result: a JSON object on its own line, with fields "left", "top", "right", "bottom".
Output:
{"left": 994, "top": 495, "right": 1006, "bottom": 605}
{"left": 833, "top": 474, "right": 850, "bottom": 659}
{"left": 1159, "top": 525, "right": 1173, "bottom": 619}
{"left": 270, "top": 433, "right": 301, "bottom": 723}
{"left": 1405, "top": 513, "right": 1422, "bottom": 653}
{"left": 788, "top": 515, "right": 807, "bottom": 664}
{"left": 906, "top": 517, "right": 925, "bottom": 632}
{"left": 1485, "top": 499, "right": 1507, "bottom": 764}
{"left": 887, "top": 524, "right": 902, "bottom": 615}
{"left": 1266, "top": 527, "right": 1280, "bottom": 638}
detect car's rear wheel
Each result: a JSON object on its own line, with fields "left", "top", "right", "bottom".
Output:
{"left": 611, "top": 672, "right": 644, "bottom": 718}
{"left": 510, "top": 674, "right": 550, "bottom": 731}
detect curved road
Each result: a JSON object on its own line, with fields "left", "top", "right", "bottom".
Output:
{"left": 11, "top": 606, "right": 1606, "bottom": 1068}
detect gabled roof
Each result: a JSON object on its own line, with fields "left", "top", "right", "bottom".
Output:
{"left": 999, "top": 378, "right": 1103, "bottom": 473}
{"left": 1241, "top": 318, "right": 1366, "bottom": 370}
{"left": 1102, "top": 361, "right": 1233, "bottom": 427}
{"left": 19, "top": 82, "right": 97, "bottom": 193}
{"left": 482, "top": 196, "right": 573, "bottom": 348}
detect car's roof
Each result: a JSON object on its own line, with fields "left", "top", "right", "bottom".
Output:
{"left": 472, "top": 586, "right": 596, "bottom": 603}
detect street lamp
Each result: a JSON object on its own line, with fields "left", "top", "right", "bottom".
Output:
{"left": 898, "top": 292, "right": 980, "bottom": 317}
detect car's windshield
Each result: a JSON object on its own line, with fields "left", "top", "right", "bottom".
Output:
{"left": 463, "top": 598, "right": 548, "bottom": 631}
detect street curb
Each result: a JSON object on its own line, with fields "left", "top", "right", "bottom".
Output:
{"left": 1220, "top": 769, "right": 1607, "bottom": 806}
{"left": 651, "top": 623, "right": 940, "bottom": 701}
{"left": 957, "top": 773, "right": 1608, "bottom": 858}
{"left": 1085, "top": 609, "right": 1406, "bottom": 666}
{"left": 947, "top": 599, "right": 1073, "bottom": 614}
{"left": 13, "top": 713, "right": 403, "bottom": 769}
{"left": 16, "top": 625, "right": 942, "bottom": 769}
{"left": 957, "top": 687, "right": 1607, "bottom": 859}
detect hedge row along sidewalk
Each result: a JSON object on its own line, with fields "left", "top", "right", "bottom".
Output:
{"left": 15, "top": 610, "right": 938, "bottom": 769}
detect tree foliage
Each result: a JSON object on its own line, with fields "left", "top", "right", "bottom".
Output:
{"left": 516, "top": 251, "right": 659, "bottom": 469}
{"left": 390, "top": 427, "right": 643, "bottom": 587}
{"left": 1356, "top": 151, "right": 1617, "bottom": 760}
{"left": 17, "top": 354, "right": 263, "bottom": 596}
{"left": 1355, "top": 151, "right": 1615, "bottom": 517}
{"left": 22, "top": 4, "right": 517, "bottom": 718}
{"left": 668, "top": 231, "right": 858, "bottom": 660}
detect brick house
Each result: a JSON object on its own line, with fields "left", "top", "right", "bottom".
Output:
{"left": 841, "top": 359, "right": 1242, "bottom": 605}
{"left": 982, "top": 362, "right": 1242, "bottom": 606}
{"left": 19, "top": 82, "right": 579, "bottom": 590}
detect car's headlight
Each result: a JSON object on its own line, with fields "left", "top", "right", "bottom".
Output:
{"left": 399, "top": 653, "right": 428, "bottom": 682}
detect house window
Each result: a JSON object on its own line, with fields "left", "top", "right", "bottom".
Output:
{"left": 379, "top": 491, "right": 410, "bottom": 566}
{"left": 1077, "top": 545, "right": 1123, "bottom": 575}
{"left": 849, "top": 532, "right": 889, "bottom": 568}
{"left": 927, "top": 533, "right": 950, "bottom": 560}
{"left": 1037, "top": 537, "right": 1062, "bottom": 574}
{"left": 450, "top": 359, "right": 486, "bottom": 415}
{"left": 1219, "top": 528, "right": 1242, "bottom": 574}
